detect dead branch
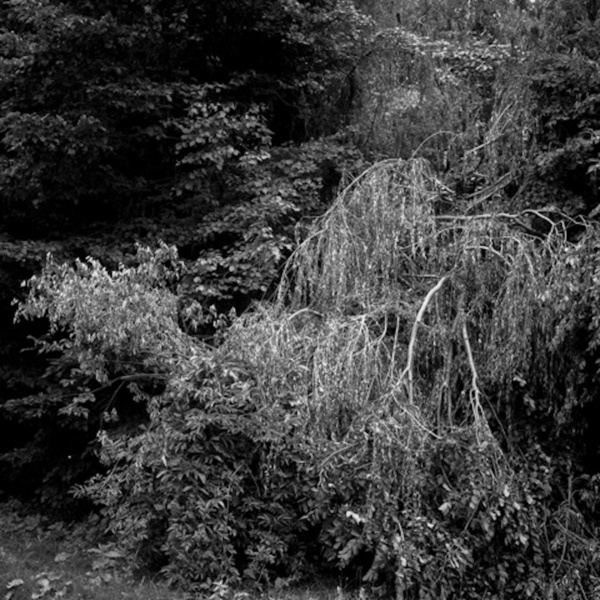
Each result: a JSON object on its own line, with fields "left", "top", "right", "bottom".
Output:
{"left": 402, "top": 276, "right": 447, "bottom": 404}
{"left": 461, "top": 320, "right": 488, "bottom": 438}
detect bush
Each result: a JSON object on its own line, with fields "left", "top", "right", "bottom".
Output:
{"left": 14, "top": 160, "right": 600, "bottom": 596}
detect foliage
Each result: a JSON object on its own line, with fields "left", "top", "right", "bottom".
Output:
{"left": 77, "top": 345, "right": 313, "bottom": 590}
{"left": 0, "top": 0, "right": 369, "bottom": 365}
{"left": 173, "top": 98, "right": 273, "bottom": 202}
{"left": 0, "top": 0, "right": 370, "bottom": 235}
{"left": 348, "top": 24, "right": 526, "bottom": 202}
{"left": 1, "top": 244, "right": 183, "bottom": 510}
{"left": 390, "top": 0, "right": 530, "bottom": 39}
{"left": 176, "top": 137, "right": 365, "bottom": 312}
{"left": 15, "top": 243, "right": 183, "bottom": 385}
{"left": 5, "top": 0, "right": 600, "bottom": 597}
{"left": 11, "top": 243, "right": 310, "bottom": 587}
{"left": 11, "top": 160, "right": 599, "bottom": 597}
{"left": 509, "top": 1, "right": 600, "bottom": 213}
{"left": 0, "top": 497, "right": 357, "bottom": 600}
{"left": 0, "top": 0, "right": 368, "bottom": 503}
{"left": 0, "top": 131, "right": 364, "bottom": 508}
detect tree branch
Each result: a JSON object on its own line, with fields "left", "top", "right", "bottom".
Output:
{"left": 402, "top": 276, "right": 447, "bottom": 404}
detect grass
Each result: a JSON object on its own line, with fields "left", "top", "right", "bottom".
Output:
{"left": 0, "top": 501, "right": 354, "bottom": 600}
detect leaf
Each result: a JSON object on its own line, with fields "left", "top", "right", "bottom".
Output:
{"left": 101, "top": 549, "right": 124, "bottom": 559}
{"left": 5, "top": 580, "right": 24, "bottom": 590}
{"left": 438, "top": 501, "right": 452, "bottom": 516}
{"left": 91, "top": 559, "right": 108, "bottom": 571}
{"left": 86, "top": 575, "right": 102, "bottom": 587}
{"left": 35, "top": 573, "right": 60, "bottom": 582}
{"left": 54, "top": 552, "right": 70, "bottom": 563}
{"left": 31, "top": 577, "right": 52, "bottom": 599}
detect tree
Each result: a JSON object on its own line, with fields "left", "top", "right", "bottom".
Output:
{"left": 0, "top": 0, "right": 369, "bottom": 235}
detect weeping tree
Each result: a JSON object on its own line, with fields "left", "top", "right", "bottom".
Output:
{"left": 15, "top": 159, "right": 600, "bottom": 597}
{"left": 265, "top": 158, "right": 600, "bottom": 596}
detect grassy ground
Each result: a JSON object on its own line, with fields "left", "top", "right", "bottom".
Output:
{"left": 0, "top": 500, "right": 183, "bottom": 600}
{"left": 0, "top": 501, "right": 351, "bottom": 600}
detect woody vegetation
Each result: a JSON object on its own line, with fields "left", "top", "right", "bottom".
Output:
{"left": 3, "top": 0, "right": 600, "bottom": 598}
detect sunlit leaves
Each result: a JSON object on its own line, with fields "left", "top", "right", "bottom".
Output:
{"left": 15, "top": 243, "right": 187, "bottom": 383}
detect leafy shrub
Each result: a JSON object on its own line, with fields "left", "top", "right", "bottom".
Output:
{"left": 2, "top": 244, "right": 183, "bottom": 510}
{"left": 78, "top": 344, "right": 314, "bottom": 589}
{"left": 13, "top": 159, "right": 600, "bottom": 597}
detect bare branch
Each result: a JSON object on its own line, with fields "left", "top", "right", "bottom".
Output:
{"left": 402, "top": 276, "right": 447, "bottom": 404}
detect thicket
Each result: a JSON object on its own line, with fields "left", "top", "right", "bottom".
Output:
{"left": 4, "top": 0, "right": 600, "bottom": 598}
{"left": 0, "top": 0, "right": 368, "bottom": 502}
{"left": 13, "top": 160, "right": 600, "bottom": 598}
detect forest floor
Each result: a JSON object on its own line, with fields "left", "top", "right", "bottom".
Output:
{"left": 0, "top": 501, "right": 348, "bottom": 600}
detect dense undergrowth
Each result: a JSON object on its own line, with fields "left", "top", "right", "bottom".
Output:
{"left": 11, "top": 159, "right": 600, "bottom": 598}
